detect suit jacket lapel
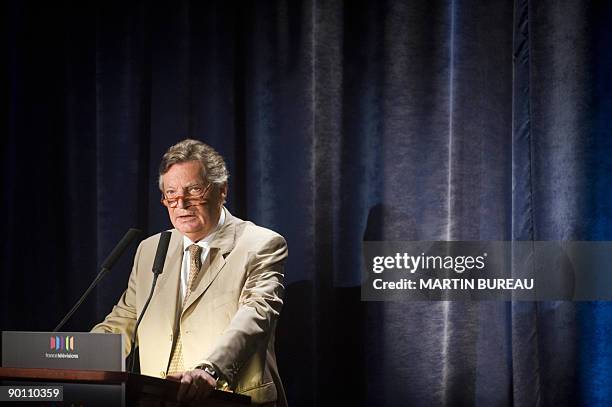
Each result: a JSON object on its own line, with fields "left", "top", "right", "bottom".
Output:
{"left": 183, "top": 209, "right": 237, "bottom": 314}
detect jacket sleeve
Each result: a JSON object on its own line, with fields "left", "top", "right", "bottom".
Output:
{"left": 90, "top": 241, "right": 142, "bottom": 357}
{"left": 200, "top": 234, "right": 287, "bottom": 385}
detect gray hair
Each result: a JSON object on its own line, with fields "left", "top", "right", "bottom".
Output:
{"left": 158, "top": 139, "right": 229, "bottom": 191}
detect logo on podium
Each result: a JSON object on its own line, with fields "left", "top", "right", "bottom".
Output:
{"left": 50, "top": 335, "right": 75, "bottom": 352}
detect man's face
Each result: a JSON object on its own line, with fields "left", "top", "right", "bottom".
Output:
{"left": 161, "top": 160, "right": 227, "bottom": 242}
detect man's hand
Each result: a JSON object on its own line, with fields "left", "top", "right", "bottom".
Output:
{"left": 167, "top": 369, "right": 217, "bottom": 402}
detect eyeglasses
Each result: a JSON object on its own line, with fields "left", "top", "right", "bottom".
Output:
{"left": 160, "top": 183, "right": 213, "bottom": 208}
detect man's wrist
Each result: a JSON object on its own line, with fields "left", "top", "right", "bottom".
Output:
{"left": 201, "top": 364, "right": 220, "bottom": 382}
{"left": 197, "top": 363, "right": 229, "bottom": 390}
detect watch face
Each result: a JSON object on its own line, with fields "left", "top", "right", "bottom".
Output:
{"left": 204, "top": 366, "right": 219, "bottom": 380}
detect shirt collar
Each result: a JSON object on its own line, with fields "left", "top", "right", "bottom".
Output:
{"left": 182, "top": 208, "right": 226, "bottom": 250}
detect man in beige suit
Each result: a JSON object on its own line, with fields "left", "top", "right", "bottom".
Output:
{"left": 92, "top": 139, "right": 288, "bottom": 406}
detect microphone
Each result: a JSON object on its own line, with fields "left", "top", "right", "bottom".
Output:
{"left": 152, "top": 231, "right": 172, "bottom": 275}
{"left": 53, "top": 228, "right": 142, "bottom": 332}
{"left": 101, "top": 229, "right": 144, "bottom": 271}
{"left": 128, "top": 231, "right": 172, "bottom": 373}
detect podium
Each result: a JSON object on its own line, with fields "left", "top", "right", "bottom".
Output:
{"left": 0, "top": 367, "right": 250, "bottom": 406}
{"left": 1, "top": 332, "right": 250, "bottom": 406}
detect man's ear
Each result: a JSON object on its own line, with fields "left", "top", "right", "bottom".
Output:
{"left": 219, "top": 183, "right": 228, "bottom": 204}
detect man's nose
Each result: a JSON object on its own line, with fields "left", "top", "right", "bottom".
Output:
{"left": 176, "top": 196, "right": 187, "bottom": 209}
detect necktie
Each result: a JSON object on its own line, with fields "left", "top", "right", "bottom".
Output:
{"left": 167, "top": 244, "right": 203, "bottom": 375}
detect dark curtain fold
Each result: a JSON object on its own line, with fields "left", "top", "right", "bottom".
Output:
{"left": 3, "top": 1, "right": 611, "bottom": 406}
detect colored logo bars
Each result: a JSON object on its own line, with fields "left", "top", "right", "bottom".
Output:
{"left": 49, "top": 336, "right": 75, "bottom": 351}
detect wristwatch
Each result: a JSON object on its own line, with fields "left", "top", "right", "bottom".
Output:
{"left": 201, "top": 364, "right": 220, "bottom": 382}
{"left": 198, "top": 364, "right": 229, "bottom": 390}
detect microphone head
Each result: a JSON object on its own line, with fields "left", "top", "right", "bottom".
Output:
{"left": 152, "top": 231, "right": 172, "bottom": 275}
{"left": 101, "top": 228, "right": 143, "bottom": 270}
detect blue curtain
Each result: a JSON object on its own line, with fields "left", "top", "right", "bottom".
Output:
{"left": 3, "top": 1, "right": 611, "bottom": 405}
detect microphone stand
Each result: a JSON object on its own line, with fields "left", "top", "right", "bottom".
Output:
{"left": 127, "top": 230, "right": 172, "bottom": 373}
{"left": 127, "top": 273, "right": 160, "bottom": 373}
{"left": 53, "top": 228, "right": 142, "bottom": 332}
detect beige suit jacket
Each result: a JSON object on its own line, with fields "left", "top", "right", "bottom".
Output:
{"left": 92, "top": 209, "right": 288, "bottom": 405}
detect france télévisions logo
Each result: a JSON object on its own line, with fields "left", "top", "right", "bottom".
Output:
{"left": 50, "top": 335, "right": 75, "bottom": 351}
{"left": 45, "top": 335, "right": 79, "bottom": 359}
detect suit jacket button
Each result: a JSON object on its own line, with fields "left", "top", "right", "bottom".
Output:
{"left": 160, "top": 371, "right": 166, "bottom": 378}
